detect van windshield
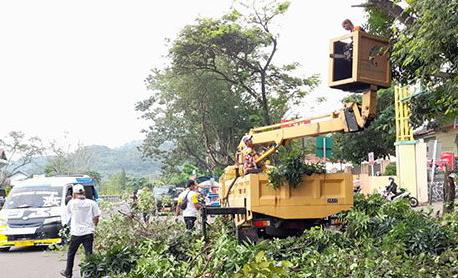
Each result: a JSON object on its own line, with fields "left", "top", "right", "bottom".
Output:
{"left": 5, "top": 185, "right": 63, "bottom": 209}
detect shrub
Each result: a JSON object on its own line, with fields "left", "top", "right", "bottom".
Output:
{"left": 384, "top": 162, "right": 396, "bottom": 175}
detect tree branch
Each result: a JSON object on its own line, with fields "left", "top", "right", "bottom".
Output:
{"left": 355, "top": 0, "right": 416, "bottom": 26}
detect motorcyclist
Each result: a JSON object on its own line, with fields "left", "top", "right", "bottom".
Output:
{"left": 385, "top": 177, "right": 398, "bottom": 199}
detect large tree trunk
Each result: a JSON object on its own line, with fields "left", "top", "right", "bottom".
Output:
{"left": 260, "top": 72, "right": 271, "bottom": 125}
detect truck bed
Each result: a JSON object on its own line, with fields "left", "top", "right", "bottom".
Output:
{"left": 220, "top": 172, "right": 353, "bottom": 224}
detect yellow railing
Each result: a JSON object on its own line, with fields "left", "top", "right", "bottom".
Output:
{"left": 394, "top": 86, "right": 413, "bottom": 141}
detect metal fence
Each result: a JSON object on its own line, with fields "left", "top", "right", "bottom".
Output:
{"left": 428, "top": 173, "right": 457, "bottom": 202}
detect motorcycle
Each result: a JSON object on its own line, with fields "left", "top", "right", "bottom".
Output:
{"left": 380, "top": 179, "right": 419, "bottom": 208}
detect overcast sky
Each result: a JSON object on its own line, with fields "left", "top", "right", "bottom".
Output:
{"left": 0, "top": 0, "right": 365, "bottom": 147}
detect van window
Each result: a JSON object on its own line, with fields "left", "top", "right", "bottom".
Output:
{"left": 5, "top": 185, "right": 63, "bottom": 209}
{"left": 65, "top": 184, "right": 96, "bottom": 201}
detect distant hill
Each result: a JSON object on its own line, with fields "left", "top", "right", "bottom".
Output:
{"left": 23, "top": 141, "right": 161, "bottom": 179}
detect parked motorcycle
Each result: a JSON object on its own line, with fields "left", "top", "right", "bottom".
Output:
{"left": 380, "top": 178, "right": 419, "bottom": 207}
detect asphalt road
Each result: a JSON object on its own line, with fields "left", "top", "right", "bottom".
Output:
{"left": 0, "top": 246, "right": 81, "bottom": 278}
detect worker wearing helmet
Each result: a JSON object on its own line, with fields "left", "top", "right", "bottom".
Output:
{"left": 241, "top": 135, "right": 260, "bottom": 174}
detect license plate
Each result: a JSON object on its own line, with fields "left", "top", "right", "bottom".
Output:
{"left": 14, "top": 240, "right": 34, "bottom": 247}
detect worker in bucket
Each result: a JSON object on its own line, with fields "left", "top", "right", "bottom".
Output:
{"left": 342, "top": 19, "right": 365, "bottom": 32}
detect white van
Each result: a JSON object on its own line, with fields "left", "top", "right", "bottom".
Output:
{"left": 0, "top": 176, "right": 98, "bottom": 251}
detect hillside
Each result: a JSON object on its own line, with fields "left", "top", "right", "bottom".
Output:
{"left": 23, "top": 141, "right": 161, "bottom": 179}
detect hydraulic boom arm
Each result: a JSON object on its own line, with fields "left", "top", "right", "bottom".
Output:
{"left": 244, "top": 86, "right": 378, "bottom": 166}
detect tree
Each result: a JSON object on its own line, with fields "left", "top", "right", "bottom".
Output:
{"left": 100, "top": 171, "right": 129, "bottom": 195}
{"left": 169, "top": 1, "right": 318, "bottom": 125}
{"left": 0, "top": 131, "right": 44, "bottom": 185}
{"left": 331, "top": 88, "right": 396, "bottom": 164}
{"left": 159, "top": 163, "right": 207, "bottom": 187}
{"left": 44, "top": 141, "right": 93, "bottom": 176}
{"left": 138, "top": 0, "right": 318, "bottom": 174}
{"left": 361, "top": 0, "right": 458, "bottom": 128}
{"left": 126, "top": 176, "right": 151, "bottom": 192}
{"left": 138, "top": 72, "right": 253, "bottom": 172}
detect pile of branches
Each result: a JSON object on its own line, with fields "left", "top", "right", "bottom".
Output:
{"left": 81, "top": 195, "right": 458, "bottom": 278}
{"left": 268, "top": 149, "right": 325, "bottom": 189}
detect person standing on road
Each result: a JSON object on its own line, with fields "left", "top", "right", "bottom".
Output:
{"left": 61, "top": 184, "right": 101, "bottom": 278}
{"left": 176, "top": 180, "right": 202, "bottom": 230}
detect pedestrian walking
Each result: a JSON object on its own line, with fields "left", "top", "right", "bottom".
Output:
{"left": 61, "top": 184, "right": 101, "bottom": 278}
{"left": 176, "top": 180, "right": 202, "bottom": 230}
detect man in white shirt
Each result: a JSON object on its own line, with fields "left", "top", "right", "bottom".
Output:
{"left": 61, "top": 184, "right": 101, "bottom": 278}
{"left": 176, "top": 180, "right": 202, "bottom": 230}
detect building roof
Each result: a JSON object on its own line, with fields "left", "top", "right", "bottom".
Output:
{"left": 414, "top": 119, "right": 458, "bottom": 138}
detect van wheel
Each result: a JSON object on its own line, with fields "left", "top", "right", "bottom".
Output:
{"left": 0, "top": 247, "right": 10, "bottom": 252}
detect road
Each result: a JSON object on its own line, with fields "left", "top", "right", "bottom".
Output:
{"left": 0, "top": 246, "right": 81, "bottom": 278}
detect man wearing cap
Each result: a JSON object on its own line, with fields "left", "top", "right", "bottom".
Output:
{"left": 176, "top": 180, "right": 202, "bottom": 230}
{"left": 61, "top": 184, "right": 101, "bottom": 278}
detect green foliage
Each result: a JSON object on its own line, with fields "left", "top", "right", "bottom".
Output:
{"left": 384, "top": 162, "right": 396, "bottom": 176}
{"left": 85, "top": 192, "right": 458, "bottom": 278}
{"left": 233, "top": 251, "right": 292, "bottom": 278}
{"left": 41, "top": 141, "right": 160, "bottom": 178}
{"left": 365, "top": 0, "right": 458, "bottom": 128}
{"left": 80, "top": 245, "right": 139, "bottom": 278}
{"left": 138, "top": 0, "right": 318, "bottom": 175}
{"left": 268, "top": 146, "right": 325, "bottom": 189}
{"left": 100, "top": 171, "right": 129, "bottom": 195}
{"left": 331, "top": 88, "right": 395, "bottom": 164}
{"left": 137, "top": 188, "right": 156, "bottom": 213}
{"left": 159, "top": 163, "right": 206, "bottom": 187}
{"left": 100, "top": 171, "right": 153, "bottom": 195}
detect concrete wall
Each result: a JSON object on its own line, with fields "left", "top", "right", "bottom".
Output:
{"left": 396, "top": 142, "right": 418, "bottom": 198}
{"left": 395, "top": 140, "right": 428, "bottom": 203}
{"left": 356, "top": 174, "right": 397, "bottom": 195}
{"left": 416, "top": 141, "right": 428, "bottom": 203}
{"left": 435, "top": 129, "right": 458, "bottom": 153}
{"left": 422, "top": 128, "right": 458, "bottom": 154}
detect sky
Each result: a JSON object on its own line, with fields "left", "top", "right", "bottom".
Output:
{"left": 0, "top": 0, "right": 365, "bottom": 148}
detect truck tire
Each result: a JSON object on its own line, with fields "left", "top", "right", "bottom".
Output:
{"left": 237, "top": 227, "right": 260, "bottom": 243}
{"left": 0, "top": 247, "right": 10, "bottom": 252}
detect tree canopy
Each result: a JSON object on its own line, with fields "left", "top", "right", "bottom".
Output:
{"left": 138, "top": 0, "right": 319, "bottom": 174}
{"left": 331, "top": 88, "right": 396, "bottom": 164}
{"left": 363, "top": 0, "right": 458, "bottom": 127}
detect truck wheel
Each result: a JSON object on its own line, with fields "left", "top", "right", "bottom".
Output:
{"left": 0, "top": 247, "right": 10, "bottom": 252}
{"left": 237, "top": 227, "right": 260, "bottom": 243}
